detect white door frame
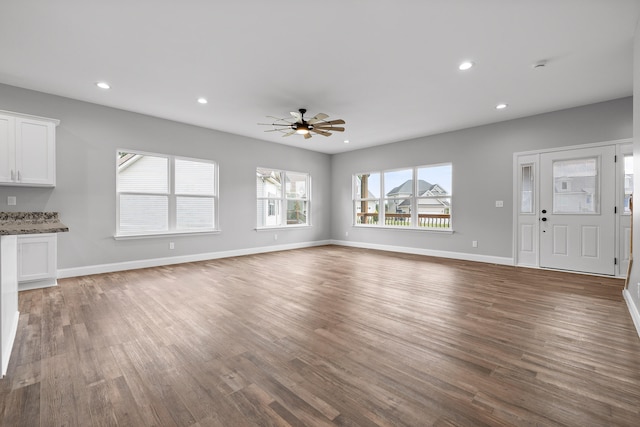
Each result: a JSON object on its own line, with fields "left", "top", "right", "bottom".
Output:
{"left": 513, "top": 138, "right": 632, "bottom": 277}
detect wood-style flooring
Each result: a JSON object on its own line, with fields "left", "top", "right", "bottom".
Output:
{"left": 1, "top": 245, "right": 639, "bottom": 426}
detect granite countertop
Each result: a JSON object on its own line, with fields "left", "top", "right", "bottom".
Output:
{"left": 0, "top": 212, "right": 69, "bottom": 235}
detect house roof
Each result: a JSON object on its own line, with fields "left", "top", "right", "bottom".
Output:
{"left": 388, "top": 180, "right": 450, "bottom": 197}
{"left": 388, "top": 180, "right": 433, "bottom": 196}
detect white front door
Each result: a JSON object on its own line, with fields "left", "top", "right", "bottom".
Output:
{"left": 539, "top": 146, "right": 616, "bottom": 275}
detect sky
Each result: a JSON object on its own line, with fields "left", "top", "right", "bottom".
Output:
{"left": 359, "top": 164, "right": 452, "bottom": 197}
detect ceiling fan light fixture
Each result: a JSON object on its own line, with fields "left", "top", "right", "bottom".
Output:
{"left": 296, "top": 127, "right": 309, "bottom": 135}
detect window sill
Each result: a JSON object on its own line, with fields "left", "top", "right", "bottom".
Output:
{"left": 255, "top": 225, "right": 311, "bottom": 231}
{"left": 353, "top": 225, "right": 454, "bottom": 234}
{"left": 114, "top": 229, "right": 220, "bottom": 240}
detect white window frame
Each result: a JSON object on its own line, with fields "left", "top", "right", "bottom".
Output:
{"left": 353, "top": 163, "right": 452, "bottom": 231}
{"left": 256, "top": 168, "right": 311, "bottom": 229}
{"left": 115, "top": 149, "right": 219, "bottom": 238}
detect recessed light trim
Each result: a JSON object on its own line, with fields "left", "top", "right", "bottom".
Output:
{"left": 96, "top": 81, "right": 110, "bottom": 90}
{"left": 344, "top": 140, "right": 350, "bottom": 144}
{"left": 458, "top": 61, "right": 474, "bottom": 71}
{"left": 496, "top": 103, "right": 508, "bottom": 110}
{"left": 197, "top": 97, "right": 208, "bottom": 104}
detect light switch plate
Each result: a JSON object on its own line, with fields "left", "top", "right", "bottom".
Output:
{"left": 495, "top": 200, "right": 504, "bottom": 208}
{"left": 7, "top": 196, "right": 16, "bottom": 206}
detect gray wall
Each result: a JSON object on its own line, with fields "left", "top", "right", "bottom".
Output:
{"left": 0, "top": 82, "right": 633, "bottom": 273}
{"left": 0, "top": 83, "right": 332, "bottom": 271}
{"left": 331, "top": 98, "right": 633, "bottom": 259}
{"left": 629, "top": 20, "right": 640, "bottom": 314}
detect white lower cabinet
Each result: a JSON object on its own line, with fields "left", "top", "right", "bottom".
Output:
{"left": 17, "top": 233, "right": 57, "bottom": 290}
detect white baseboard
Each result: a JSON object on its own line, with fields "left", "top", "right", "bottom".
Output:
{"left": 18, "top": 279, "right": 58, "bottom": 291}
{"left": 330, "top": 239, "right": 514, "bottom": 266}
{"left": 622, "top": 289, "right": 640, "bottom": 338}
{"left": 57, "top": 240, "right": 332, "bottom": 279}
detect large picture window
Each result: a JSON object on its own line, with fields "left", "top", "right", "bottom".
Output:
{"left": 354, "top": 163, "right": 452, "bottom": 230}
{"left": 116, "top": 151, "right": 218, "bottom": 236}
{"left": 257, "top": 168, "right": 310, "bottom": 228}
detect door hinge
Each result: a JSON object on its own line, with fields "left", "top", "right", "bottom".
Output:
{"left": 615, "top": 206, "right": 617, "bottom": 214}
{"left": 614, "top": 155, "right": 617, "bottom": 162}
{"left": 614, "top": 257, "right": 618, "bottom": 265}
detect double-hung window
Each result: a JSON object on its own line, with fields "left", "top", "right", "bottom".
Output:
{"left": 257, "top": 168, "right": 310, "bottom": 228}
{"left": 354, "top": 163, "right": 452, "bottom": 230}
{"left": 116, "top": 150, "right": 218, "bottom": 236}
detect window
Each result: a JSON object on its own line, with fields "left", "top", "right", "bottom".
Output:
{"left": 354, "top": 172, "right": 381, "bottom": 225}
{"left": 116, "top": 151, "right": 217, "bottom": 236}
{"left": 520, "top": 164, "right": 534, "bottom": 214}
{"left": 624, "top": 154, "right": 633, "bottom": 214}
{"left": 552, "top": 157, "right": 598, "bottom": 214}
{"left": 257, "top": 168, "right": 310, "bottom": 228}
{"left": 354, "top": 163, "right": 452, "bottom": 230}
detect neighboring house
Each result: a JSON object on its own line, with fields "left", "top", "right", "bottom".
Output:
{"left": 355, "top": 190, "right": 379, "bottom": 215}
{"left": 553, "top": 174, "right": 596, "bottom": 213}
{"left": 388, "top": 179, "right": 450, "bottom": 215}
{"left": 118, "top": 153, "right": 171, "bottom": 232}
{"left": 256, "top": 169, "right": 282, "bottom": 227}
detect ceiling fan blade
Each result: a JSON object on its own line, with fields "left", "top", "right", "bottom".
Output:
{"left": 258, "top": 123, "right": 291, "bottom": 126}
{"left": 315, "top": 119, "right": 345, "bottom": 126}
{"left": 308, "top": 113, "right": 329, "bottom": 123}
{"left": 290, "top": 111, "right": 303, "bottom": 123}
{"left": 304, "top": 133, "right": 312, "bottom": 139}
{"left": 314, "top": 126, "right": 345, "bottom": 132}
{"left": 311, "top": 128, "right": 331, "bottom": 137}
{"left": 267, "top": 116, "right": 293, "bottom": 122}
{"left": 282, "top": 130, "right": 296, "bottom": 137}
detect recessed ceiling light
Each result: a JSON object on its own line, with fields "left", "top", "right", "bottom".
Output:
{"left": 458, "top": 61, "right": 474, "bottom": 71}
{"left": 344, "top": 140, "right": 350, "bottom": 144}
{"left": 496, "top": 103, "right": 508, "bottom": 110}
{"left": 96, "top": 82, "right": 110, "bottom": 89}
{"left": 197, "top": 97, "right": 208, "bottom": 104}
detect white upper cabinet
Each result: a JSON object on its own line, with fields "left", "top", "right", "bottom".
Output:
{"left": 0, "top": 110, "right": 59, "bottom": 187}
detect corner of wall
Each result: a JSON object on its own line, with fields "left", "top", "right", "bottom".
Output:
{"left": 626, "top": 16, "right": 640, "bottom": 336}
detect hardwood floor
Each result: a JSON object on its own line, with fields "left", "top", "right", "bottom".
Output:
{"left": 1, "top": 245, "right": 639, "bottom": 426}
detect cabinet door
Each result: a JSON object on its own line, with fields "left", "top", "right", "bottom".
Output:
{"left": 15, "top": 118, "right": 55, "bottom": 186}
{"left": 17, "top": 234, "right": 57, "bottom": 282}
{"left": 0, "top": 115, "right": 15, "bottom": 183}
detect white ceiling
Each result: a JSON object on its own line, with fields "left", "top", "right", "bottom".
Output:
{"left": 1, "top": 1, "right": 638, "bottom": 154}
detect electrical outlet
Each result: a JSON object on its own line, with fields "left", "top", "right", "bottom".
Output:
{"left": 169, "top": 242, "right": 175, "bottom": 250}
{"left": 274, "top": 234, "right": 278, "bottom": 241}
{"left": 345, "top": 231, "right": 349, "bottom": 237}
{"left": 7, "top": 196, "right": 16, "bottom": 206}
{"left": 472, "top": 240, "right": 478, "bottom": 248}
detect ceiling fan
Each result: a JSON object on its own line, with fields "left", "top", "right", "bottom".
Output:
{"left": 259, "top": 108, "right": 345, "bottom": 139}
